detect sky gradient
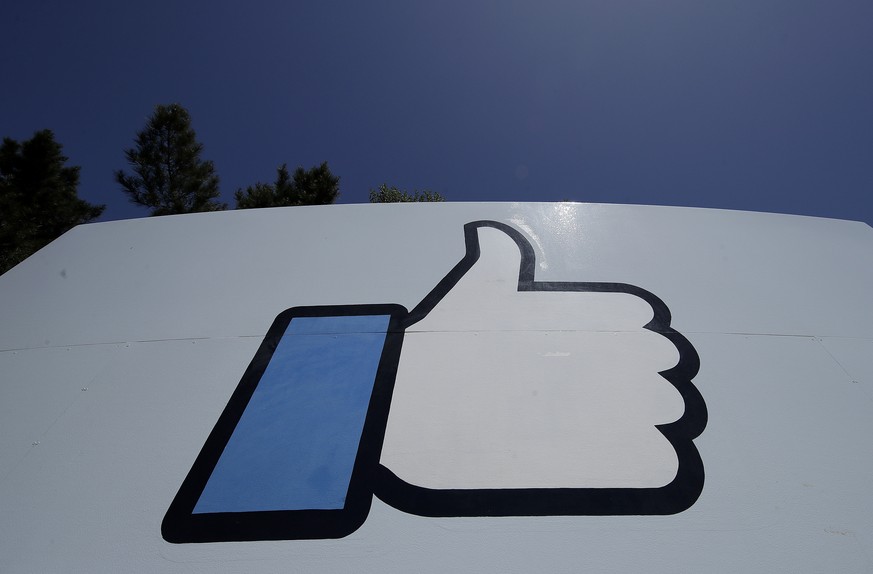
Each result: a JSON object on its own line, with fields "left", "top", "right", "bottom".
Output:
{"left": 3, "top": 1, "right": 872, "bottom": 225}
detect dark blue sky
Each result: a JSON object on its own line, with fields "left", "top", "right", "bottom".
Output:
{"left": 4, "top": 1, "right": 872, "bottom": 225}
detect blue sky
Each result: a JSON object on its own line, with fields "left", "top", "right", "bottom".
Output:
{"left": 3, "top": 1, "right": 872, "bottom": 225}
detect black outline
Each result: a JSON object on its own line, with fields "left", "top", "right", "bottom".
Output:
{"left": 162, "top": 305, "right": 407, "bottom": 543}
{"left": 162, "top": 220, "right": 706, "bottom": 543}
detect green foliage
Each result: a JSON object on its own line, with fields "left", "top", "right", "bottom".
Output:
{"left": 115, "top": 104, "right": 225, "bottom": 216}
{"left": 368, "top": 184, "right": 445, "bottom": 203}
{"left": 0, "top": 130, "right": 104, "bottom": 275}
{"left": 235, "top": 162, "right": 339, "bottom": 209}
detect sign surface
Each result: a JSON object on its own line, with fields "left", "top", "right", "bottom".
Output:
{"left": 1, "top": 203, "right": 872, "bottom": 572}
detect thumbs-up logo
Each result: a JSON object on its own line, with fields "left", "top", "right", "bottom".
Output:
{"left": 162, "top": 221, "right": 706, "bottom": 543}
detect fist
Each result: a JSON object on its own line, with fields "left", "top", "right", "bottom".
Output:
{"left": 375, "top": 221, "right": 705, "bottom": 516}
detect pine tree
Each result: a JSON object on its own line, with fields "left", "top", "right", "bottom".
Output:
{"left": 0, "top": 130, "right": 105, "bottom": 274}
{"left": 115, "top": 104, "right": 226, "bottom": 216}
{"left": 235, "top": 162, "right": 339, "bottom": 209}
{"left": 368, "top": 184, "right": 445, "bottom": 203}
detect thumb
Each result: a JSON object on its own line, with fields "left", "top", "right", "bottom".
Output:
{"left": 404, "top": 221, "right": 532, "bottom": 329}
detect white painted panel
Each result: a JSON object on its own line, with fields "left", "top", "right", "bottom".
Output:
{"left": 0, "top": 203, "right": 871, "bottom": 572}
{"left": 818, "top": 337, "right": 873, "bottom": 393}
{"left": 3, "top": 204, "right": 872, "bottom": 352}
{"left": 0, "top": 345, "right": 117, "bottom": 479}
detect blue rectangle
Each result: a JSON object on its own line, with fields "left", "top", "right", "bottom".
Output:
{"left": 192, "top": 314, "right": 391, "bottom": 514}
